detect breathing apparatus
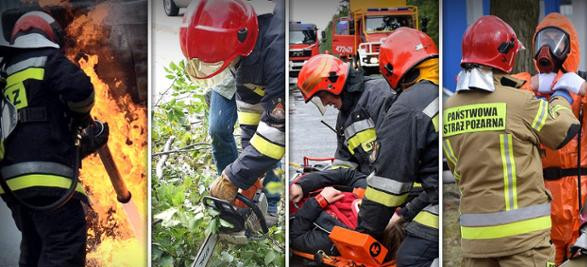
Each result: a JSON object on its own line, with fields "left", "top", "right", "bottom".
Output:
{"left": 535, "top": 27, "right": 570, "bottom": 73}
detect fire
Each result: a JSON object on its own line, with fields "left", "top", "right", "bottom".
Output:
{"left": 60, "top": 3, "right": 147, "bottom": 267}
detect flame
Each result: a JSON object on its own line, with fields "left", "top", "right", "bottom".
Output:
{"left": 63, "top": 3, "right": 147, "bottom": 267}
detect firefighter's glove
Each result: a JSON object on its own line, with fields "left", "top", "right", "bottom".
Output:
{"left": 209, "top": 171, "right": 238, "bottom": 203}
{"left": 537, "top": 72, "right": 587, "bottom": 96}
{"left": 80, "top": 120, "right": 109, "bottom": 158}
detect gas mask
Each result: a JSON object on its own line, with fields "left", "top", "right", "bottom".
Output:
{"left": 534, "top": 27, "right": 569, "bottom": 73}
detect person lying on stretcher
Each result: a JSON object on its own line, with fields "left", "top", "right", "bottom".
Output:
{"left": 289, "top": 168, "right": 429, "bottom": 259}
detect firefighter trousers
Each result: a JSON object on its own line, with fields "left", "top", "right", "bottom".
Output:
{"left": 396, "top": 232, "right": 438, "bottom": 267}
{"left": 461, "top": 243, "right": 555, "bottom": 267}
{"left": 6, "top": 198, "right": 87, "bottom": 267}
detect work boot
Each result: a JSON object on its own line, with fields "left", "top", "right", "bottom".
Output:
{"left": 209, "top": 171, "right": 238, "bottom": 203}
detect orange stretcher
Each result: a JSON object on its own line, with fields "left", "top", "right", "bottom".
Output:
{"left": 292, "top": 226, "right": 396, "bottom": 267}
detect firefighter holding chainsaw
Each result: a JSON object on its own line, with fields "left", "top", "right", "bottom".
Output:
{"left": 179, "top": 0, "right": 285, "bottom": 215}
{"left": 514, "top": 13, "right": 587, "bottom": 264}
{"left": 444, "top": 15, "right": 582, "bottom": 266}
{"left": 0, "top": 10, "right": 108, "bottom": 266}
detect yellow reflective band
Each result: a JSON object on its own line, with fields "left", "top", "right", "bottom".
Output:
{"left": 413, "top": 210, "right": 439, "bottom": 229}
{"left": 346, "top": 128, "right": 376, "bottom": 155}
{"left": 0, "top": 174, "right": 85, "bottom": 195}
{"left": 413, "top": 182, "right": 422, "bottom": 188}
{"left": 327, "top": 165, "right": 350, "bottom": 170}
{"left": 532, "top": 100, "right": 548, "bottom": 132}
{"left": 431, "top": 114, "right": 438, "bottom": 132}
{"left": 5, "top": 68, "right": 43, "bottom": 110}
{"left": 264, "top": 181, "right": 283, "bottom": 195}
{"left": 443, "top": 139, "right": 458, "bottom": 166}
{"left": 250, "top": 134, "right": 285, "bottom": 160}
{"left": 364, "top": 186, "right": 407, "bottom": 207}
{"left": 6, "top": 68, "right": 44, "bottom": 86}
{"left": 252, "top": 86, "right": 265, "bottom": 96}
{"left": 500, "top": 134, "right": 518, "bottom": 211}
{"left": 237, "top": 111, "right": 261, "bottom": 126}
{"left": 460, "top": 215, "right": 551, "bottom": 240}
{"left": 443, "top": 103, "right": 506, "bottom": 137}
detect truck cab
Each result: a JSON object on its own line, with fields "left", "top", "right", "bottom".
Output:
{"left": 332, "top": 0, "right": 418, "bottom": 74}
{"left": 289, "top": 22, "right": 319, "bottom": 78}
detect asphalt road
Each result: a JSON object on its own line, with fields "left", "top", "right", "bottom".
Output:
{"left": 289, "top": 83, "right": 338, "bottom": 176}
{"left": 0, "top": 201, "right": 20, "bottom": 266}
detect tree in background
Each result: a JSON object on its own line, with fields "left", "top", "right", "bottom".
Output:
{"left": 491, "top": 0, "right": 539, "bottom": 74}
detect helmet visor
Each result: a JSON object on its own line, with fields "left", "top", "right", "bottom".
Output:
{"left": 535, "top": 27, "right": 569, "bottom": 60}
{"left": 310, "top": 96, "right": 326, "bottom": 115}
{"left": 186, "top": 58, "right": 227, "bottom": 79}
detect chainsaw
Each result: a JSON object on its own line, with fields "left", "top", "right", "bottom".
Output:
{"left": 192, "top": 189, "right": 270, "bottom": 267}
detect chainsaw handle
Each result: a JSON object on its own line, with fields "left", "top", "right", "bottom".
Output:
{"left": 235, "top": 193, "right": 269, "bottom": 234}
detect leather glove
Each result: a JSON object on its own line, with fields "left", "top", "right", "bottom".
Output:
{"left": 80, "top": 120, "right": 109, "bottom": 158}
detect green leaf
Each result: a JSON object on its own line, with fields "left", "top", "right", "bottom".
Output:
{"left": 264, "top": 250, "right": 276, "bottom": 266}
{"left": 154, "top": 207, "right": 180, "bottom": 228}
{"left": 220, "top": 251, "right": 234, "bottom": 263}
{"left": 219, "top": 218, "right": 234, "bottom": 229}
{"left": 160, "top": 255, "right": 174, "bottom": 267}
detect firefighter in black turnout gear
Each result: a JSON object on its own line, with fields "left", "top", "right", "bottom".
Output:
{"left": 0, "top": 10, "right": 103, "bottom": 267}
{"left": 296, "top": 53, "right": 396, "bottom": 174}
{"left": 357, "top": 28, "right": 440, "bottom": 267}
{"left": 180, "top": 0, "right": 285, "bottom": 208}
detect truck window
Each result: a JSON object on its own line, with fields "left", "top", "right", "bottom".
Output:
{"left": 289, "top": 30, "right": 317, "bottom": 44}
{"left": 336, "top": 20, "right": 350, "bottom": 35}
{"left": 365, "top": 15, "right": 414, "bottom": 33}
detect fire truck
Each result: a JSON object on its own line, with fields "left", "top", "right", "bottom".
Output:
{"left": 289, "top": 22, "right": 320, "bottom": 78}
{"left": 331, "top": 0, "right": 419, "bottom": 74}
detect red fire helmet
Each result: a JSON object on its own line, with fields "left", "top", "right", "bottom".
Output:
{"left": 297, "top": 54, "right": 349, "bottom": 102}
{"left": 379, "top": 27, "right": 438, "bottom": 89}
{"left": 179, "top": 0, "right": 258, "bottom": 79}
{"left": 461, "top": 15, "right": 523, "bottom": 73}
{"left": 11, "top": 11, "right": 63, "bottom": 48}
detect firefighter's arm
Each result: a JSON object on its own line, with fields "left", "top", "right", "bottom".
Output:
{"left": 334, "top": 135, "right": 359, "bottom": 169}
{"left": 290, "top": 195, "right": 344, "bottom": 253}
{"left": 398, "top": 190, "right": 431, "bottom": 222}
{"left": 356, "top": 108, "right": 419, "bottom": 239}
{"left": 295, "top": 168, "right": 367, "bottom": 194}
{"left": 526, "top": 92, "right": 580, "bottom": 149}
{"left": 48, "top": 53, "right": 95, "bottom": 120}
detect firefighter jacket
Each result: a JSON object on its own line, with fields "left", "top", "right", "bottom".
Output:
{"left": 224, "top": 0, "right": 285, "bottom": 189}
{"left": 0, "top": 47, "right": 95, "bottom": 202}
{"left": 443, "top": 73, "right": 580, "bottom": 257}
{"left": 290, "top": 168, "right": 366, "bottom": 255}
{"left": 356, "top": 80, "right": 440, "bottom": 243}
{"left": 333, "top": 69, "right": 396, "bottom": 174}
